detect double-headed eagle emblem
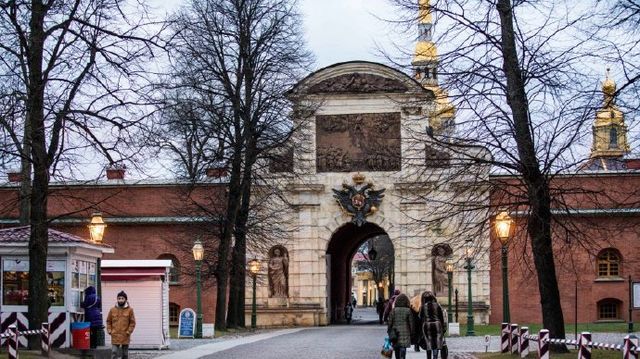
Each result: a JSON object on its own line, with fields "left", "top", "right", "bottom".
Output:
{"left": 332, "top": 173, "right": 385, "bottom": 227}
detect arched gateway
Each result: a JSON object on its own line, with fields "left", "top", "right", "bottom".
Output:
{"left": 246, "top": 61, "right": 491, "bottom": 327}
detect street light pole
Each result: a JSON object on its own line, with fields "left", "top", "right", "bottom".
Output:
{"left": 192, "top": 240, "right": 204, "bottom": 339}
{"left": 464, "top": 247, "right": 475, "bottom": 336}
{"left": 495, "top": 211, "right": 514, "bottom": 324}
{"left": 248, "top": 259, "right": 261, "bottom": 329}
{"left": 446, "top": 259, "right": 454, "bottom": 323}
{"left": 88, "top": 213, "right": 107, "bottom": 347}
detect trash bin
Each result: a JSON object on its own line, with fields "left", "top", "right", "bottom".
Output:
{"left": 71, "top": 322, "right": 90, "bottom": 350}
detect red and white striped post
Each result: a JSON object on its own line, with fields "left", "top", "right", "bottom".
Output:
{"left": 519, "top": 327, "right": 530, "bottom": 358}
{"left": 41, "top": 322, "right": 50, "bottom": 356}
{"left": 624, "top": 334, "right": 638, "bottom": 359}
{"left": 538, "top": 329, "right": 549, "bottom": 359}
{"left": 7, "top": 324, "right": 18, "bottom": 359}
{"left": 578, "top": 332, "right": 592, "bottom": 359}
{"left": 510, "top": 323, "right": 519, "bottom": 354}
{"left": 502, "top": 323, "right": 510, "bottom": 353}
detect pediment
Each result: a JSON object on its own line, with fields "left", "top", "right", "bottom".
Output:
{"left": 289, "top": 61, "right": 433, "bottom": 98}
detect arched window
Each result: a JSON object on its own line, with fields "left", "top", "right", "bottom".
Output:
{"left": 158, "top": 254, "right": 180, "bottom": 284}
{"left": 610, "top": 127, "right": 619, "bottom": 148}
{"left": 597, "top": 248, "right": 621, "bottom": 277}
{"left": 169, "top": 302, "right": 180, "bottom": 325}
{"left": 597, "top": 298, "right": 621, "bottom": 320}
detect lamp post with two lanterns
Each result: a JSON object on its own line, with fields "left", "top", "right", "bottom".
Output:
{"left": 248, "top": 259, "right": 261, "bottom": 329}
{"left": 192, "top": 240, "right": 204, "bottom": 338}
{"left": 495, "top": 211, "right": 514, "bottom": 324}
{"left": 88, "top": 213, "right": 107, "bottom": 346}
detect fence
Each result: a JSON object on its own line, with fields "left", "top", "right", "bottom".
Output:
{"left": 501, "top": 323, "right": 638, "bottom": 359}
{"left": 0, "top": 323, "right": 50, "bottom": 359}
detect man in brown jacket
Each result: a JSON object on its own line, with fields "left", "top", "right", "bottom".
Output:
{"left": 107, "top": 291, "right": 136, "bottom": 359}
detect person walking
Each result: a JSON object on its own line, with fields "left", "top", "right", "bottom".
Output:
{"left": 419, "top": 291, "right": 445, "bottom": 359}
{"left": 383, "top": 289, "right": 401, "bottom": 323}
{"left": 387, "top": 293, "right": 413, "bottom": 359}
{"left": 81, "top": 286, "right": 103, "bottom": 349}
{"left": 107, "top": 291, "right": 136, "bottom": 359}
{"left": 376, "top": 296, "right": 385, "bottom": 324}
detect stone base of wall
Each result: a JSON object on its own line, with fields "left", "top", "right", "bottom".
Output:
{"left": 245, "top": 303, "right": 327, "bottom": 327}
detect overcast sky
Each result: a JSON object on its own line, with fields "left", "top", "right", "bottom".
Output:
{"left": 150, "top": 0, "right": 407, "bottom": 70}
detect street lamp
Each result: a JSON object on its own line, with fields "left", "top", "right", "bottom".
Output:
{"left": 464, "top": 245, "right": 475, "bottom": 336}
{"left": 248, "top": 258, "right": 261, "bottom": 329}
{"left": 495, "top": 211, "right": 514, "bottom": 324}
{"left": 88, "top": 213, "right": 107, "bottom": 243}
{"left": 446, "top": 258, "right": 454, "bottom": 323}
{"left": 192, "top": 240, "right": 204, "bottom": 338}
{"left": 88, "top": 213, "right": 107, "bottom": 346}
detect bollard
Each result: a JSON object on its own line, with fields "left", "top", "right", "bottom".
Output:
{"left": 502, "top": 323, "right": 510, "bottom": 353}
{"left": 7, "top": 324, "right": 18, "bottom": 359}
{"left": 624, "top": 334, "right": 638, "bottom": 359}
{"left": 520, "top": 327, "right": 530, "bottom": 358}
{"left": 511, "top": 324, "right": 519, "bottom": 354}
{"left": 538, "top": 329, "right": 550, "bottom": 359}
{"left": 41, "top": 323, "right": 50, "bottom": 357}
{"left": 578, "top": 332, "right": 592, "bottom": 359}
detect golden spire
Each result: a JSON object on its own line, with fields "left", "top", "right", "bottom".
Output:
{"left": 412, "top": 0, "right": 438, "bottom": 65}
{"left": 591, "top": 68, "right": 629, "bottom": 158}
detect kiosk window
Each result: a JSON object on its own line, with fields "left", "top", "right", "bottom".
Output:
{"left": 71, "top": 259, "right": 97, "bottom": 309}
{"left": 2, "top": 259, "right": 65, "bottom": 306}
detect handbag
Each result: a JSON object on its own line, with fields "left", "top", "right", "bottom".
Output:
{"left": 441, "top": 338, "right": 448, "bottom": 359}
{"left": 381, "top": 337, "right": 393, "bottom": 358}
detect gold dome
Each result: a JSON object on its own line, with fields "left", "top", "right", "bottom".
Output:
{"left": 602, "top": 68, "right": 616, "bottom": 96}
{"left": 418, "top": 0, "right": 432, "bottom": 24}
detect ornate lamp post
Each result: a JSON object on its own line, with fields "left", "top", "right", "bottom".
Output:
{"left": 495, "top": 211, "right": 514, "bottom": 324}
{"left": 192, "top": 240, "right": 204, "bottom": 338}
{"left": 464, "top": 245, "right": 475, "bottom": 336}
{"left": 248, "top": 258, "right": 261, "bottom": 329}
{"left": 446, "top": 258, "right": 454, "bottom": 323}
{"left": 88, "top": 213, "right": 107, "bottom": 346}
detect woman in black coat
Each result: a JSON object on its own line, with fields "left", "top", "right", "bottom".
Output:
{"left": 419, "top": 291, "right": 445, "bottom": 359}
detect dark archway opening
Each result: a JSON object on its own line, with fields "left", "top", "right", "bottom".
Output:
{"left": 326, "top": 222, "right": 393, "bottom": 324}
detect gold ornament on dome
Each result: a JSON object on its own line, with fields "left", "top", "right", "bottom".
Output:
{"left": 602, "top": 68, "right": 616, "bottom": 96}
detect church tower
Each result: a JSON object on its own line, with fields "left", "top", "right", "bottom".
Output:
{"left": 412, "top": 0, "right": 455, "bottom": 135}
{"left": 591, "top": 69, "right": 629, "bottom": 158}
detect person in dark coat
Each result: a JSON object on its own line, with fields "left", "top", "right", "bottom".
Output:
{"left": 376, "top": 296, "right": 385, "bottom": 324}
{"left": 81, "top": 286, "right": 103, "bottom": 349}
{"left": 383, "top": 289, "right": 401, "bottom": 323}
{"left": 387, "top": 294, "right": 413, "bottom": 359}
{"left": 419, "top": 291, "right": 446, "bottom": 359}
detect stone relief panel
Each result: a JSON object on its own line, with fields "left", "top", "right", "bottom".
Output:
{"left": 308, "top": 73, "right": 408, "bottom": 94}
{"left": 425, "top": 145, "right": 450, "bottom": 168}
{"left": 316, "top": 112, "right": 401, "bottom": 172}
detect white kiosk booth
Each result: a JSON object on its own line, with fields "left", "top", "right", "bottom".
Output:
{"left": 101, "top": 260, "right": 172, "bottom": 349}
{"left": 0, "top": 226, "right": 113, "bottom": 348}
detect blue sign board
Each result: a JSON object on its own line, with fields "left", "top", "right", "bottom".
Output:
{"left": 178, "top": 308, "right": 196, "bottom": 338}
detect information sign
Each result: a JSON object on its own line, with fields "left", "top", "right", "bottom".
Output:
{"left": 178, "top": 308, "right": 196, "bottom": 338}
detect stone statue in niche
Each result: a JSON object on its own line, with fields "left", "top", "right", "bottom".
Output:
{"left": 432, "top": 244, "right": 452, "bottom": 297}
{"left": 268, "top": 246, "right": 289, "bottom": 298}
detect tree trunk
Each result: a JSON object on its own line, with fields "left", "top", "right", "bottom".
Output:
{"left": 214, "top": 126, "right": 244, "bottom": 331}
{"left": 496, "top": 0, "right": 567, "bottom": 349}
{"left": 19, "top": 120, "right": 32, "bottom": 225}
{"left": 26, "top": 1, "right": 48, "bottom": 350}
{"left": 227, "top": 137, "right": 257, "bottom": 328}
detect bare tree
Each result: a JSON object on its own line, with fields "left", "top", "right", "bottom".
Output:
{"left": 382, "top": 0, "right": 640, "bottom": 347}
{"left": 165, "top": 0, "right": 312, "bottom": 330}
{"left": 0, "top": 0, "right": 163, "bottom": 348}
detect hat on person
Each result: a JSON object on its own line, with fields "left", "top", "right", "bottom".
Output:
{"left": 117, "top": 291, "right": 128, "bottom": 300}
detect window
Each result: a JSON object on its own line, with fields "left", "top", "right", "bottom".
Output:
{"left": 169, "top": 302, "right": 180, "bottom": 325}
{"left": 597, "top": 249, "right": 621, "bottom": 277}
{"left": 71, "top": 259, "right": 97, "bottom": 308}
{"left": 610, "top": 127, "right": 619, "bottom": 148}
{"left": 598, "top": 299, "right": 621, "bottom": 320}
{"left": 3, "top": 259, "right": 66, "bottom": 306}
{"left": 158, "top": 254, "right": 180, "bottom": 284}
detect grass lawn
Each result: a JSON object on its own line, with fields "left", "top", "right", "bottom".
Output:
{"left": 169, "top": 325, "right": 258, "bottom": 339}
{"left": 469, "top": 322, "right": 639, "bottom": 337}
{"left": 0, "top": 351, "right": 46, "bottom": 358}
{"left": 476, "top": 349, "right": 620, "bottom": 359}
